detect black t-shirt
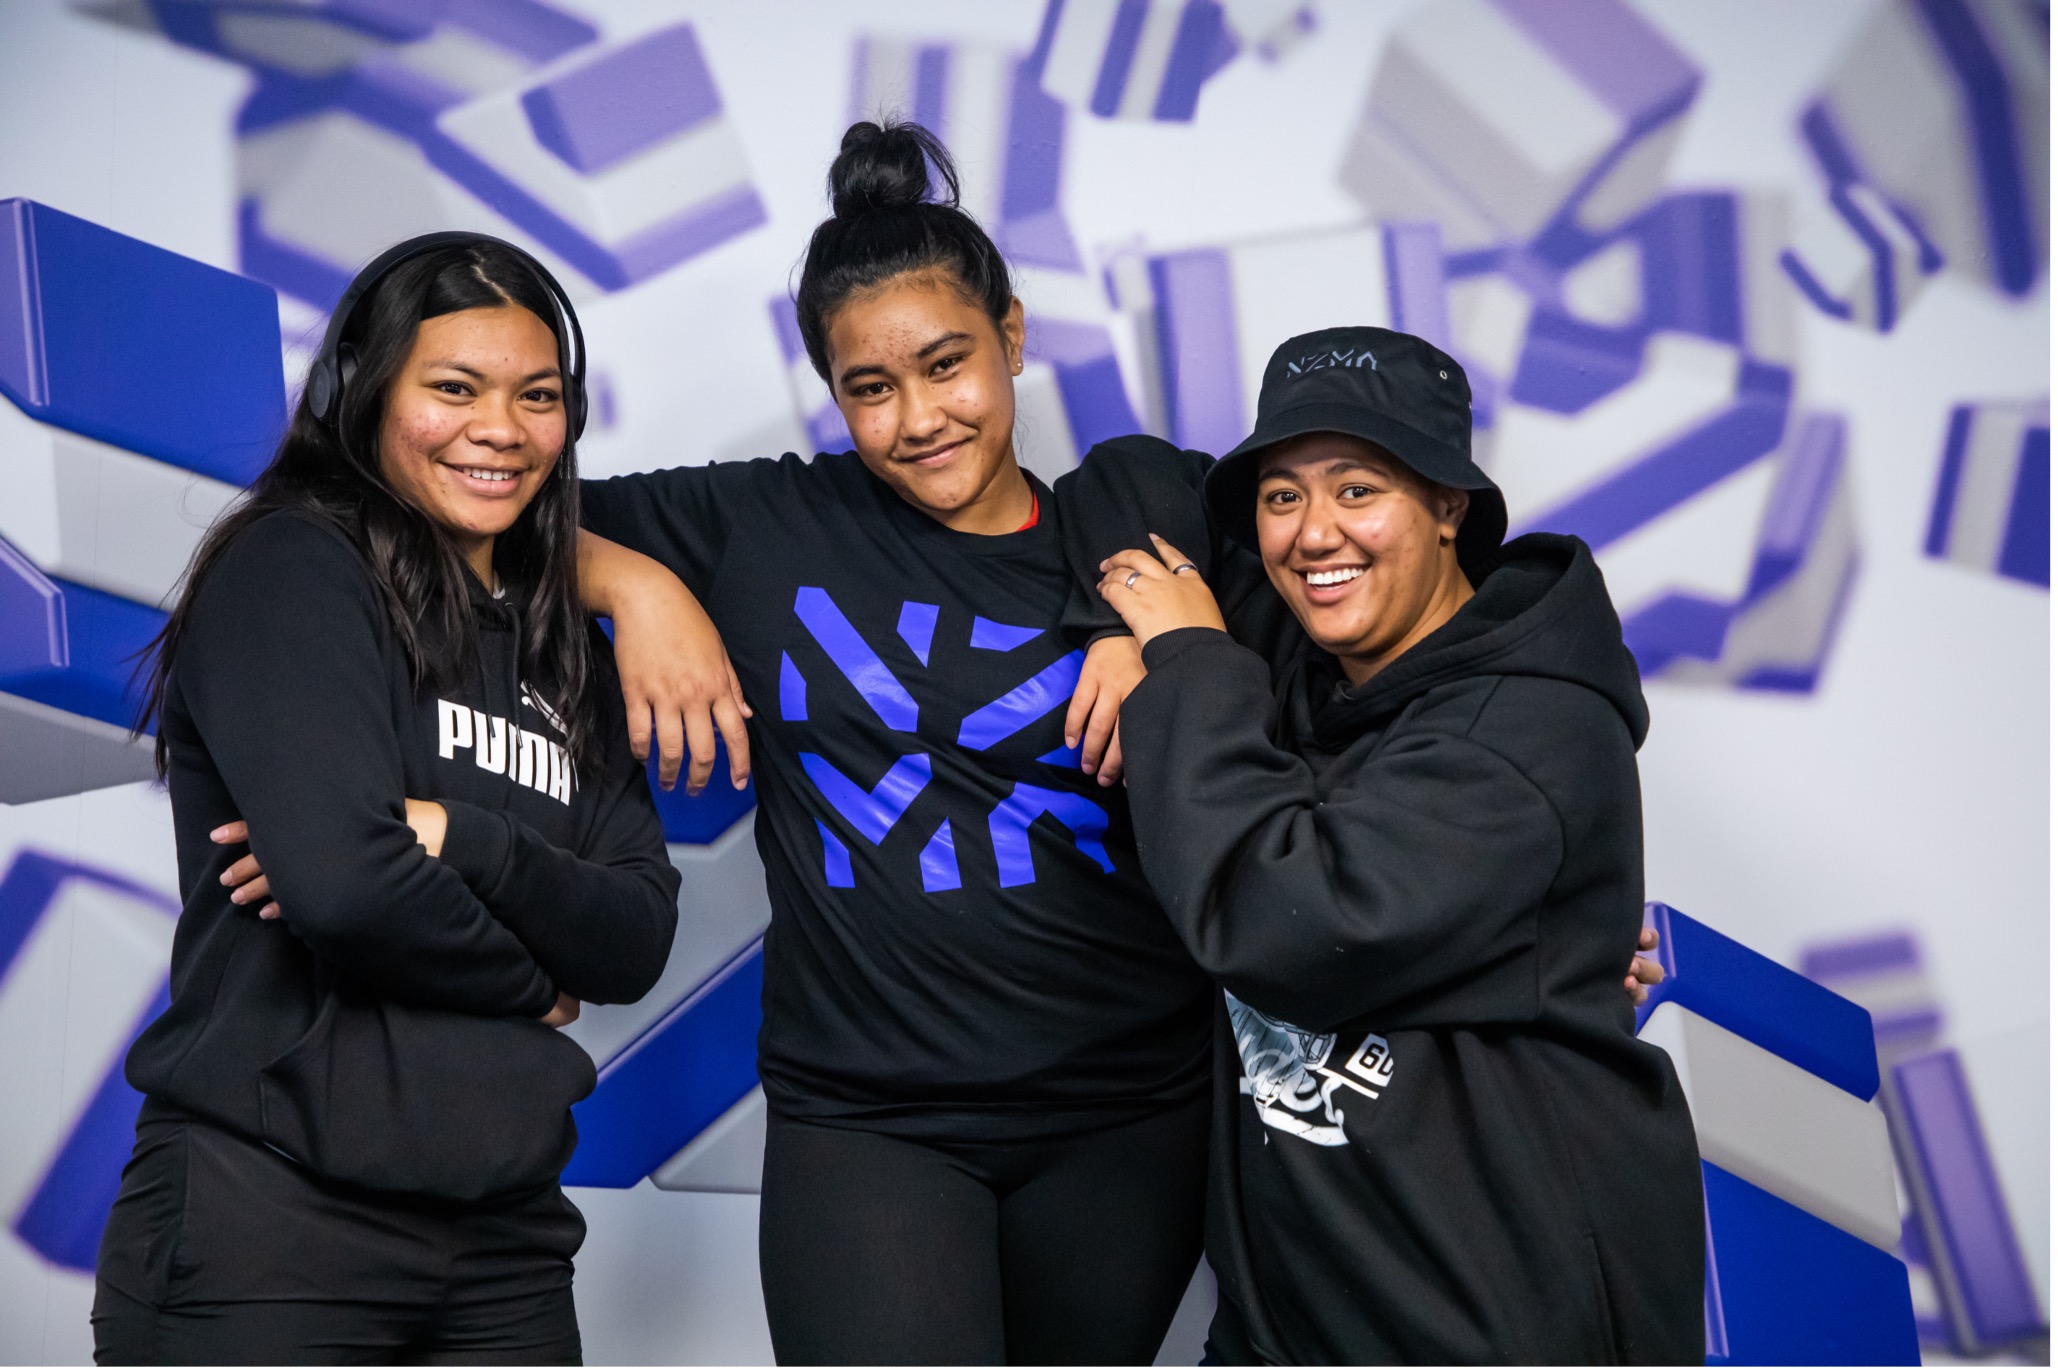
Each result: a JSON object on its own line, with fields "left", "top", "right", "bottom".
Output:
{"left": 582, "top": 453, "right": 1212, "bottom": 1137}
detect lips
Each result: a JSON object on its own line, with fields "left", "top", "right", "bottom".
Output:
{"left": 900, "top": 439, "right": 967, "bottom": 468}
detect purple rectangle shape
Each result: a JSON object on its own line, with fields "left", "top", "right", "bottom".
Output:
{"left": 0, "top": 199, "right": 48, "bottom": 406}
{"left": 523, "top": 24, "right": 723, "bottom": 176}
{"left": 1491, "top": 0, "right": 1699, "bottom": 126}
{"left": 1149, "top": 248, "right": 1244, "bottom": 456}
{"left": 768, "top": 297, "right": 805, "bottom": 365}
{"left": 609, "top": 185, "right": 767, "bottom": 285}
{"left": 1800, "top": 931, "right": 1923, "bottom": 983}
{"left": 1002, "top": 53, "right": 1067, "bottom": 224}
{"left": 1891, "top": 1049, "right": 2044, "bottom": 1348}
{"left": 913, "top": 44, "right": 951, "bottom": 141}
{"left": 445, "top": 0, "right": 597, "bottom": 64}
{"left": 1744, "top": 412, "right": 1845, "bottom": 601}
{"left": 1091, "top": 0, "right": 1151, "bottom": 117}
{"left": 1996, "top": 423, "right": 2048, "bottom": 586}
{"left": 1152, "top": 0, "right": 1238, "bottom": 121}
{"left": 1382, "top": 222, "right": 1449, "bottom": 348}
{"left": 1638, "top": 193, "right": 1743, "bottom": 345}
{"left": 1912, "top": 0, "right": 2038, "bottom": 295}
{"left": 1925, "top": 405, "right": 1974, "bottom": 557}
{"left": 0, "top": 537, "right": 67, "bottom": 676}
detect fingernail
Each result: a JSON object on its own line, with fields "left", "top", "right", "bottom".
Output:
{"left": 210, "top": 826, "right": 228, "bottom": 841}
{"left": 219, "top": 871, "right": 234, "bottom": 885}
{"left": 228, "top": 888, "right": 244, "bottom": 904}
{"left": 734, "top": 776, "right": 748, "bottom": 790}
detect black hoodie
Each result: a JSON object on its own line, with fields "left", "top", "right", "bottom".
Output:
{"left": 128, "top": 511, "right": 679, "bottom": 1202}
{"left": 1063, "top": 439, "right": 1704, "bottom": 1364}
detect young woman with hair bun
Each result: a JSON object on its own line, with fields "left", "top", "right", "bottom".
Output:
{"left": 574, "top": 122, "right": 1209, "bottom": 1364}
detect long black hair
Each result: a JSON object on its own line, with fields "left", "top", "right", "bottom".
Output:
{"left": 140, "top": 240, "right": 600, "bottom": 774}
{"left": 794, "top": 120, "right": 1015, "bottom": 381}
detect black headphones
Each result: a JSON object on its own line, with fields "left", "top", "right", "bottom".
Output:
{"left": 305, "top": 230, "right": 589, "bottom": 442}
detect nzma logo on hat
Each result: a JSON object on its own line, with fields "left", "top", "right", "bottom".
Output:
{"left": 1285, "top": 347, "right": 1378, "bottom": 377}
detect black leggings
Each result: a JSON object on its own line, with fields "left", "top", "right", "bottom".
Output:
{"left": 758, "top": 1096, "right": 1210, "bottom": 1365}
{"left": 93, "top": 1119, "right": 584, "bottom": 1365}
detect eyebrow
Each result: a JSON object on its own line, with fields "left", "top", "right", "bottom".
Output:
{"left": 424, "top": 361, "right": 561, "bottom": 384}
{"left": 837, "top": 331, "right": 976, "bottom": 387}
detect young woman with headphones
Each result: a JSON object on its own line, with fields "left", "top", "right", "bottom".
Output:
{"left": 95, "top": 235, "right": 680, "bottom": 1364}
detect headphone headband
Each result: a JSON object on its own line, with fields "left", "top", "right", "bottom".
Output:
{"left": 305, "top": 231, "right": 588, "bottom": 441}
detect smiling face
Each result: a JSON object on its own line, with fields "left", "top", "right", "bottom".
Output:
{"left": 1256, "top": 432, "right": 1475, "bottom": 684}
{"left": 824, "top": 270, "right": 1031, "bottom": 535}
{"left": 376, "top": 304, "right": 566, "bottom": 581}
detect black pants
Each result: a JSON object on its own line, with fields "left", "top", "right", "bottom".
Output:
{"left": 92, "top": 1119, "right": 584, "bottom": 1366}
{"left": 758, "top": 1095, "right": 1210, "bottom": 1365}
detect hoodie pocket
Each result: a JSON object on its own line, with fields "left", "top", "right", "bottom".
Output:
{"left": 257, "top": 982, "right": 596, "bottom": 1201}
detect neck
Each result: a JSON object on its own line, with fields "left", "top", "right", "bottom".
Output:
{"left": 462, "top": 535, "right": 496, "bottom": 589}
{"left": 923, "top": 452, "right": 1036, "bottom": 536}
{"left": 1339, "top": 564, "right": 1475, "bottom": 687}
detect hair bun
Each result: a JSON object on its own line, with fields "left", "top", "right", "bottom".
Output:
{"left": 828, "top": 120, "right": 960, "bottom": 218}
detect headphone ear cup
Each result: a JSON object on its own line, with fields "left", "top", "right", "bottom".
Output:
{"left": 307, "top": 360, "right": 336, "bottom": 422}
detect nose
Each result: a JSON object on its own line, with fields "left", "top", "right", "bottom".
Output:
{"left": 1297, "top": 493, "right": 1346, "bottom": 559}
{"left": 898, "top": 377, "right": 947, "bottom": 450}
{"left": 467, "top": 389, "right": 524, "bottom": 451}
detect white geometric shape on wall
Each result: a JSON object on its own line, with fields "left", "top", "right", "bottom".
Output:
{"left": 1339, "top": 0, "right": 1700, "bottom": 249}
{"left": 0, "top": 402, "right": 240, "bottom": 610}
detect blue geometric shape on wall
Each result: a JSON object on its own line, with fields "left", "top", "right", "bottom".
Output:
{"left": 0, "top": 199, "right": 285, "bottom": 486}
{"left": 644, "top": 744, "right": 756, "bottom": 845}
{"left": 1701, "top": 1160, "right": 1921, "bottom": 1366}
{"left": 560, "top": 941, "right": 764, "bottom": 1188}
{"left": 0, "top": 577, "right": 164, "bottom": 735}
{"left": 1638, "top": 902, "right": 1880, "bottom": 1102}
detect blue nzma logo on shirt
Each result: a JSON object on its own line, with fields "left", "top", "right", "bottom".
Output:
{"left": 780, "top": 587, "right": 1114, "bottom": 894}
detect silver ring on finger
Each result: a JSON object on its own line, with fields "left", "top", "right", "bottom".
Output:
{"left": 1124, "top": 570, "right": 1142, "bottom": 590}
{"left": 1171, "top": 562, "right": 1198, "bottom": 575}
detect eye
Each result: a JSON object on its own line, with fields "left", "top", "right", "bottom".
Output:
{"left": 1261, "top": 487, "right": 1300, "bottom": 509}
{"left": 850, "top": 380, "right": 890, "bottom": 400}
{"left": 930, "top": 353, "right": 965, "bottom": 377}
{"left": 433, "top": 380, "right": 472, "bottom": 397}
{"left": 522, "top": 387, "right": 561, "bottom": 406}
{"left": 1338, "top": 483, "right": 1375, "bottom": 500}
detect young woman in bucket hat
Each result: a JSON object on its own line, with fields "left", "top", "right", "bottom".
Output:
{"left": 1077, "top": 326, "right": 1707, "bottom": 1364}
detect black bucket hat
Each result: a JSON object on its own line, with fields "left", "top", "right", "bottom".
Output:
{"left": 1204, "top": 325, "right": 1507, "bottom": 583}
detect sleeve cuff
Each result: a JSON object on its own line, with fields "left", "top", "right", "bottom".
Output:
{"left": 1141, "top": 625, "right": 1235, "bottom": 672}
{"left": 438, "top": 799, "right": 514, "bottom": 900}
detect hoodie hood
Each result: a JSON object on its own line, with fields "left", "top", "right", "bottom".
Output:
{"left": 1287, "top": 533, "right": 1648, "bottom": 753}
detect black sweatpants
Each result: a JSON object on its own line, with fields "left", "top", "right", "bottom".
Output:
{"left": 92, "top": 1119, "right": 585, "bottom": 1366}
{"left": 758, "top": 1095, "right": 1210, "bottom": 1366}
